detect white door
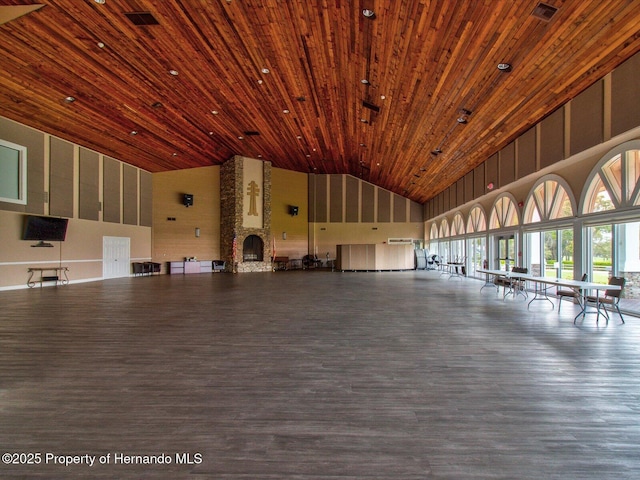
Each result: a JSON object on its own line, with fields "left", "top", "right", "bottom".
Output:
{"left": 103, "top": 236, "right": 131, "bottom": 279}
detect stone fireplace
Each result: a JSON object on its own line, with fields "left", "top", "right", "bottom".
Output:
{"left": 220, "top": 156, "right": 272, "bottom": 273}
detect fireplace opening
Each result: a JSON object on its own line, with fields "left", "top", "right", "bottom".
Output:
{"left": 242, "top": 235, "right": 264, "bottom": 262}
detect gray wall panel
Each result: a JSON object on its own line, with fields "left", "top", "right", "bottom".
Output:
{"left": 361, "top": 182, "right": 375, "bottom": 222}
{"left": 49, "top": 137, "right": 74, "bottom": 218}
{"left": 499, "top": 142, "right": 516, "bottom": 187}
{"left": 377, "top": 189, "right": 390, "bottom": 222}
{"left": 123, "top": 164, "right": 137, "bottom": 225}
{"left": 345, "top": 175, "right": 359, "bottom": 223}
{"left": 611, "top": 52, "right": 640, "bottom": 137}
{"left": 570, "top": 80, "right": 603, "bottom": 155}
{"left": 329, "top": 174, "right": 343, "bottom": 223}
{"left": 393, "top": 194, "right": 406, "bottom": 222}
{"left": 540, "top": 107, "right": 564, "bottom": 169}
{"left": 140, "top": 170, "right": 153, "bottom": 227}
{"left": 517, "top": 127, "right": 536, "bottom": 179}
{"left": 103, "top": 157, "right": 121, "bottom": 223}
{"left": 79, "top": 148, "right": 99, "bottom": 221}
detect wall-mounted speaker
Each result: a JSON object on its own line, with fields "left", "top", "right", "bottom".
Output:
{"left": 289, "top": 205, "right": 299, "bottom": 216}
{"left": 183, "top": 193, "right": 194, "bottom": 207}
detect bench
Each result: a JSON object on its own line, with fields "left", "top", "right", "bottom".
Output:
{"left": 273, "top": 256, "right": 289, "bottom": 271}
{"left": 132, "top": 262, "right": 161, "bottom": 276}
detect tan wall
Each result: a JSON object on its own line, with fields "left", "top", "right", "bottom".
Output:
{"left": 308, "top": 173, "right": 424, "bottom": 263}
{"left": 270, "top": 167, "right": 309, "bottom": 259}
{"left": 0, "top": 210, "right": 151, "bottom": 289}
{"left": 311, "top": 222, "right": 424, "bottom": 263}
{"left": 152, "top": 166, "right": 221, "bottom": 270}
{"left": 0, "top": 117, "right": 152, "bottom": 290}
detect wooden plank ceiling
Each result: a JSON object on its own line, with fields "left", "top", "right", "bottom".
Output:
{"left": 1, "top": 0, "right": 640, "bottom": 203}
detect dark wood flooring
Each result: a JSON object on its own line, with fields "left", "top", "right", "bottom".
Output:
{"left": 1, "top": 271, "right": 639, "bottom": 479}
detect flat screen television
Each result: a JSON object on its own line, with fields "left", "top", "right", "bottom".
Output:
{"left": 22, "top": 215, "right": 69, "bottom": 242}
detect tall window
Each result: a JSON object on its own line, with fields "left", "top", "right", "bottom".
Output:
{"left": 0, "top": 139, "right": 27, "bottom": 205}
{"left": 465, "top": 206, "right": 487, "bottom": 278}
{"left": 522, "top": 176, "right": 576, "bottom": 279}
{"left": 438, "top": 219, "right": 450, "bottom": 260}
{"left": 467, "top": 236, "right": 486, "bottom": 279}
{"left": 526, "top": 229, "right": 574, "bottom": 279}
{"left": 581, "top": 144, "right": 640, "bottom": 310}
{"left": 429, "top": 223, "right": 439, "bottom": 257}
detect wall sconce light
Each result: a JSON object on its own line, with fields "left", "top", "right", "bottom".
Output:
{"left": 282, "top": 232, "right": 287, "bottom": 240}
{"left": 487, "top": 182, "right": 494, "bottom": 190}
{"left": 195, "top": 227, "right": 200, "bottom": 238}
{"left": 183, "top": 193, "right": 194, "bottom": 207}
{"left": 289, "top": 205, "right": 299, "bottom": 216}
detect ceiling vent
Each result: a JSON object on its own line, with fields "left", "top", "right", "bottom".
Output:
{"left": 362, "top": 101, "right": 380, "bottom": 113}
{"left": 124, "top": 11, "right": 160, "bottom": 26}
{"left": 531, "top": 3, "right": 558, "bottom": 22}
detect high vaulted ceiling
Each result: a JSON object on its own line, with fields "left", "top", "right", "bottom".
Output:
{"left": 1, "top": 1, "right": 640, "bottom": 203}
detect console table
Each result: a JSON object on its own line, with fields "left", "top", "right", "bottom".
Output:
{"left": 169, "top": 260, "right": 214, "bottom": 274}
{"left": 27, "top": 266, "right": 69, "bottom": 288}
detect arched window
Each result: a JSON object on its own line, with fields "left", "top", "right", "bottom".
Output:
{"left": 450, "top": 212, "right": 465, "bottom": 236}
{"left": 523, "top": 175, "right": 574, "bottom": 223}
{"left": 439, "top": 218, "right": 450, "bottom": 238}
{"left": 582, "top": 143, "right": 640, "bottom": 214}
{"left": 429, "top": 223, "right": 439, "bottom": 240}
{"left": 466, "top": 205, "right": 487, "bottom": 233}
{"left": 489, "top": 194, "right": 519, "bottom": 229}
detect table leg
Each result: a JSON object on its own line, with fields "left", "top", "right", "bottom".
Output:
{"left": 527, "top": 281, "right": 554, "bottom": 310}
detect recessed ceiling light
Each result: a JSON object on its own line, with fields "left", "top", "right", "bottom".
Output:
{"left": 172, "top": 153, "right": 178, "bottom": 156}
{"left": 257, "top": 80, "right": 263, "bottom": 85}
{"left": 64, "top": 96, "right": 75, "bottom": 103}
{"left": 362, "top": 9, "right": 376, "bottom": 18}
{"left": 360, "top": 118, "right": 368, "bottom": 123}
{"left": 261, "top": 68, "right": 270, "bottom": 74}
{"left": 238, "top": 136, "right": 244, "bottom": 140}
{"left": 361, "top": 79, "right": 370, "bottom": 85}
{"left": 97, "top": 42, "right": 105, "bottom": 48}
{"left": 457, "top": 117, "right": 468, "bottom": 124}
{"left": 380, "top": 95, "right": 386, "bottom": 100}
{"left": 211, "top": 110, "right": 219, "bottom": 115}
{"left": 130, "top": 130, "right": 138, "bottom": 135}
{"left": 209, "top": 132, "right": 214, "bottom": 135}
{"left": 497, "top": 63, "right": 512, "bottom": 72}
{"left": 94, "top": 0, "right": 106, "bottom": 4}
{"left": 297, "top": 135, "right": 302, "bottom": 139}
{"left": 169, "top": 69, "right": 179, "bottom": 76}
{"left": 283, "top": 109, "right": 290, "bottom": 114}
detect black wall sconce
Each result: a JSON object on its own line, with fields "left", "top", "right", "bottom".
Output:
{"left": 183, "top": 193, "right": 194, "bottom": 207}
{"left": 289, "top": 205, "right": 299, "bottom": 216}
